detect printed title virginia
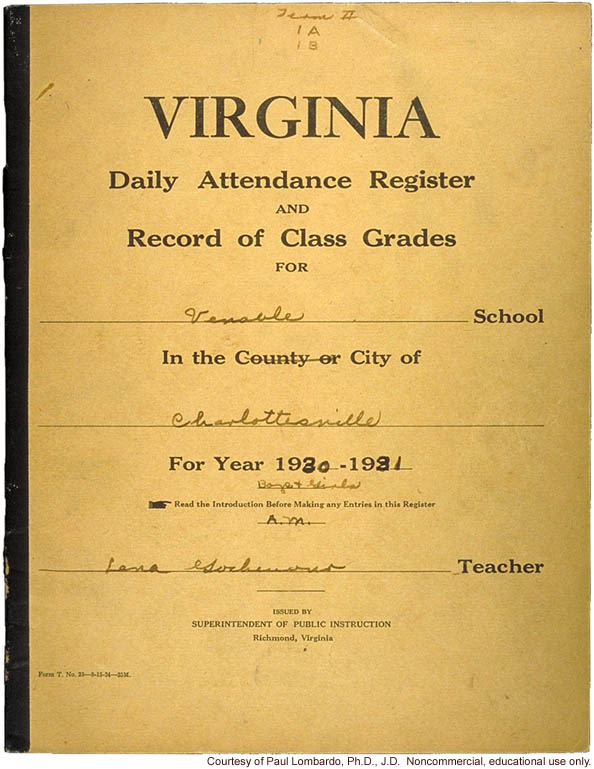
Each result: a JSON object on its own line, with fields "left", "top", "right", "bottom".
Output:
{"left": 145, "top": 96, "right": 440, "bottom": 139}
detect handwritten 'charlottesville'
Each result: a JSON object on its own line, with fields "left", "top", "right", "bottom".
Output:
{"left": 171, "top": 408, "right": 381, "bottom": 428}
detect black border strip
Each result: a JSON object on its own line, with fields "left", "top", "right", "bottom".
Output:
{"left": 4, "top": 4, "right": 30, "bottom": 753}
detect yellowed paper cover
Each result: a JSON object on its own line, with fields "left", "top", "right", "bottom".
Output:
{"left": 6, "top": 1, "right": 590, "bottom": 754}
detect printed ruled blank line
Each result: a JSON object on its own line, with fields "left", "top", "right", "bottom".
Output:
{"left": 37, "top": 424, "right": 545, "bottom": 428}
{"left": 39, "top": 319, "right": 469, "bottom": 324}
{"left": 40, "top": 564, "right": 448, "bottom": 568}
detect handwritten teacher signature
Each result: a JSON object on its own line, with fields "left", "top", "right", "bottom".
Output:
{"left": 105, "top": 556, "right": 346, "bottom": 574}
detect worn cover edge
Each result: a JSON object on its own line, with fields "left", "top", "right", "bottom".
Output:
{"left": 3, "top": 3, "right": 30, "bottom": 753}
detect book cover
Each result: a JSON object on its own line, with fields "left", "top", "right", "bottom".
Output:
{"left": 4, "top": 2, "right": 591, "bottom": 753}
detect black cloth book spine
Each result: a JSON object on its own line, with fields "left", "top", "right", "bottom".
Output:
{"left": 4, "top": 4, "right": 30, "bottom": 753}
